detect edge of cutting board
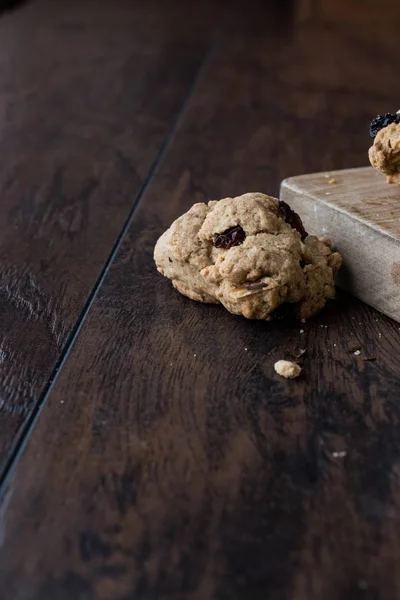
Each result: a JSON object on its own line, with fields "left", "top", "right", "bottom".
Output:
{"left": 280, "top": 167, "right": 400, "bottom": 323}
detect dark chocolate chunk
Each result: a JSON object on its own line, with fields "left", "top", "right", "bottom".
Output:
{"left": 214, "top": 225, "right": 245, "bottom": 249}
{"left": 278, "top": 200, "right": 308, "bottom": 241}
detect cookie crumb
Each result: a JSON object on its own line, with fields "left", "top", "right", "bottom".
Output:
{"left": 325, "top": 192, "right": 331, "bottom": 196}
{"left": 328, "top": 178, "right": 336, "bottom": 184}
{"left": 300, "top": 329, "right": 304, "bottom": 334}
{"left": 354, "top": 350, "right": 361, "bottom": 356}
{"left": 274, "top": 360, "right": 302, "bottom": 379}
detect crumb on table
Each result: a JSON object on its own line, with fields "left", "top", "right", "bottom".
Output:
{"left": 274, "top": 360, "right": 302, "bottom": 379}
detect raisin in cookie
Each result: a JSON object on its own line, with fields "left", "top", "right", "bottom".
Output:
{"left": 154, "top": 193, "right": 342, "bottom": 320}
{"left": 369, "top": 112, "right": 400, "bottom": 184}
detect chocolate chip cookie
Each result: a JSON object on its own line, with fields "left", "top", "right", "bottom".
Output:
{"left": 154, "top": 193, "right": 342, "bottom": 320}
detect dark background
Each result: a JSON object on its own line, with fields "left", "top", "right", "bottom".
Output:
{"left": 0, "top": 1, "right": 400, "bottom": 599}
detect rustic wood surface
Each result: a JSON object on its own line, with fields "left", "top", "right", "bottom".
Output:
{"left": 0, "top": 0, "right": 222, "bottom": 471}
{"left": 2, "top": 0, "right": 400, "bottom": 599}
{"left": 282, "top": 167, "right": 400, "bottom": 323}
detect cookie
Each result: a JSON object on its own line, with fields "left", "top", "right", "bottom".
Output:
{"left": 154, "top": 193, "right": 342, "bottom": 321}
{"left": 369, "top": 113, "right": 400, "bottom": 184}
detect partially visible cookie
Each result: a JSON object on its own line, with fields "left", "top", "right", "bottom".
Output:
{"left": 154, "top": 193, "right": 342, "bottom": 321}
{"left": 369, "top": 112, "right": 400, "bottom": 184}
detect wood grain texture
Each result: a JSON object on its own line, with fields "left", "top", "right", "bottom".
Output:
{"left": 0, "top": 0, "right": 223, "bottom": 469}
{"left": 3, "top": 0, "right": 400, "bottom": 599}
{"left": 282, "top": 167, "right": 400, "bottom": 323}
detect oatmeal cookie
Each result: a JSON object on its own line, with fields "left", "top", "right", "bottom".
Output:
{"left": 154, "top": 193, "right": 342, "bottom": 320}
{"left": 369, "top": 112, "right": 400, "bottom": 184}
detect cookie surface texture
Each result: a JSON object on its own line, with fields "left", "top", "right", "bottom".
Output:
{"left": 154, "top": 193, "right": 342, "bottom": 320}
{"left": 369, "top": 122, "right": 400, "bottom": 184}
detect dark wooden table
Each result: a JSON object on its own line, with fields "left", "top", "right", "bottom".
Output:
{"left": 1, "top": 0, "right": 400, "bottom": 598}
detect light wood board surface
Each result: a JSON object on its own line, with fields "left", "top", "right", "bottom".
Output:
{"left": 281, "top": 167, "right": 400, "bottom": 322}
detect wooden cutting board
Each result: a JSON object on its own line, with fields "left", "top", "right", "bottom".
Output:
{"left": 280, "top": 167, "right": 400, "bottom": 323}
